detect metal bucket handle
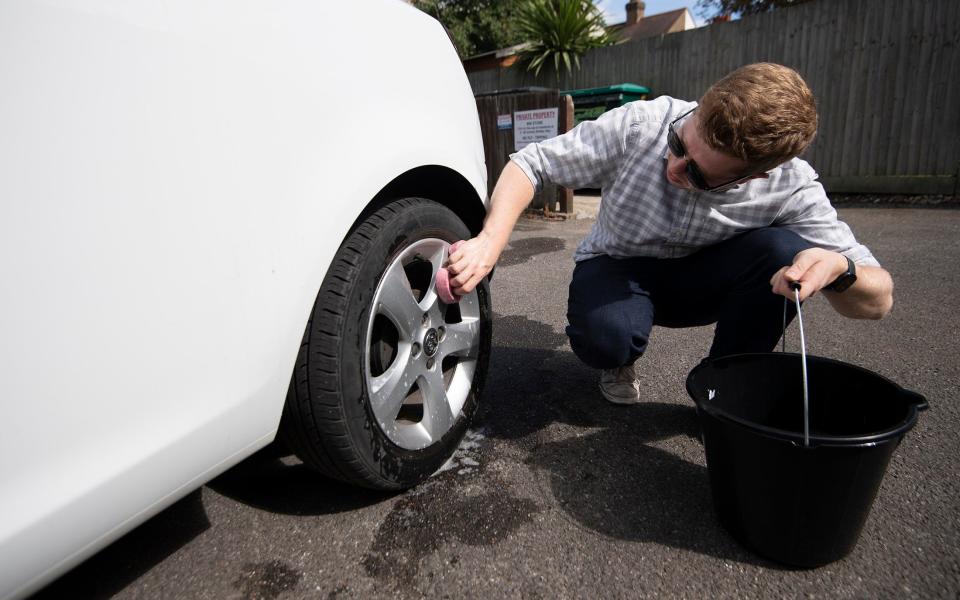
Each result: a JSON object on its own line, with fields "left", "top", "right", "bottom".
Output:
{"left": 782, "top": 282, "right": 811, "bottom": 447}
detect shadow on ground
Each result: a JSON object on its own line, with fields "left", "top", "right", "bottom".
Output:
{"left": 206, "top": 443, "right": 394, "bottom": 516}
{"left": 31, "top": 490, "right": 211, "bottom": 600}
{"left": 525, "top": 403, "right": 777, "bottom": 567}
{"left": 481, "top": 313, "right": 780, "bottom": 567}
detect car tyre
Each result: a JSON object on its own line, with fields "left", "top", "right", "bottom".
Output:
{"left": 279, "top": 197, "right": 491, "bottom": 490}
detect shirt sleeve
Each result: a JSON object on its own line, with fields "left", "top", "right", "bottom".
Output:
{"left": 774, "top": 166, "right": 881, "bottom": 267}
{"left": 509, "top": 103, "right": 633, "bottom": 192}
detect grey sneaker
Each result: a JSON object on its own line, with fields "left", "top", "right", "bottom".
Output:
{"left": 599, "top": 364, "right": 640, "bottom": 405}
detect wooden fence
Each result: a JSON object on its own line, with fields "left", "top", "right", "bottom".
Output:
{"left": 475, "top": 89, "right": 575, "bottom": 212}
{"left": 468, "top": 0, "right": 960, "bottom": 195}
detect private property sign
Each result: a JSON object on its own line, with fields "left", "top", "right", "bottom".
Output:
{"left": 513, "top": 108, "right": 558, "bottom": 151}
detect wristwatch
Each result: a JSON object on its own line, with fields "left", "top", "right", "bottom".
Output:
{"left": 825, "top": 256, "right": 857, "bottom": 292}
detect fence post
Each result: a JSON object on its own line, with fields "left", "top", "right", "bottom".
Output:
{"left": 555, "top": 94, "right": 575, "bottom": 216}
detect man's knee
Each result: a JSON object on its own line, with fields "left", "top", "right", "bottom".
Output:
{"left": 567, "top": 325, "right": 632, "bottom": 369}
{"left": 565, "top": 255, "right": 655, "bottom": 369}
{"left": 740, "top": 227, "right": 813, "bottom": 269}
{"left": 566, "top": 312, "right": 642, "bottom": 369}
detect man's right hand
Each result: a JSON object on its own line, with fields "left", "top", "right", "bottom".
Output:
{"left": 446, "top": 232, "right": 501, "bottom": 296}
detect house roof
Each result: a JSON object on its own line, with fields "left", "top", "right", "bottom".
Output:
{"left": 608, "top": 8, "right": 691, "bottom": 42}
{"left": 463, "top": 43, "right": 531, "bottom": 61}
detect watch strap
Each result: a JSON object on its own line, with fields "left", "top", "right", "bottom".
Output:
{"left": 825, "top": 256, "right": 857, "bottom": 292}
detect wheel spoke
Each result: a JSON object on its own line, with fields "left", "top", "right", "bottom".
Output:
{"left": 440, "top": 319, "right": 480, "bottom": 359}
{"left": 377, "top": 260, "right": 423, "bottom": 339}
{"left": 420, "top": 244, "right": 448, "bottom": 311}
{"left": 429, "top": 243, "right": 448, "bottom": 277}
{"left": 369, "top": 350, "right": 419, "bottom": 423}
{"left": 420, "top": 367, "right": 455, "bottom": 440}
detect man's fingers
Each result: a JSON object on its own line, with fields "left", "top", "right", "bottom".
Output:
{"left": 784, "top": 251, "right": 816, "bottom": 281}
{"left": 449, "top": 266, "right": 482, "bottom": 290}
{"left": 448, "top": 268, "right": 469, "bottom": 289}
{"left": 770, "top": 266, "right": 788, "bottom": 287}
{"left": 770, "top": 266, "right": 794, "bottom": 298}
{"left": 446, "top": 258, "right": 462, "bottom": 276}
{"left": 448, "top": 246, "right": 464, "bottom": 265}
{"left": 447, "top": 250, "right": 474, "bottom": 276}
{"left": 770, "top": 265, "right": 812, "bottom": 302}
{"left": 450, "top": 273, "right": 479, "bottom": 296}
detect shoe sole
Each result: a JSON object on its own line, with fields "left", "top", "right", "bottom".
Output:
{"left": 599, "top": 385, "right": 641, "bottom": 405}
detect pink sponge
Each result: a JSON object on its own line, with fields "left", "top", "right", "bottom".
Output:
{"left": 435, "top": 240, "right": 464, "bottom": 304}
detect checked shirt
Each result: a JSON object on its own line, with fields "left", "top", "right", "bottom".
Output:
{"left": 509, "top": 96, "right": 879, "bottom": 267}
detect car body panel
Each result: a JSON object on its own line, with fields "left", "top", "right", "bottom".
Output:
{"left": 0, "top": 1, "right": 486, "bottom": 597}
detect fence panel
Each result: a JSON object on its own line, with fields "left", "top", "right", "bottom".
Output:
{"left": 467, "top": 0, "right": 959, "bottom": 195}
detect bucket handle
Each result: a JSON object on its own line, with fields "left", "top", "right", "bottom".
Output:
{"left": 782, "top": 283, "right": 811, "bottom": 447}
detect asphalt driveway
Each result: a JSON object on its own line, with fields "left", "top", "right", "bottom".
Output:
{"left": 35, "top": 205, "right": 960, "bottom": 599}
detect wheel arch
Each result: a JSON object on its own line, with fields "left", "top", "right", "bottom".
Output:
{"left": 348, "top": 165, "right": 488, "bottom": 240}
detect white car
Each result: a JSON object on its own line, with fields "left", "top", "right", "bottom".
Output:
{"left": 0, "top": 2, "right": 491, "bottom": 597}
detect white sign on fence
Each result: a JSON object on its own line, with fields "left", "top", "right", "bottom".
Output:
{"left": 497, "top": 114, "right": 513, "bottom": 130}
{"left": 514, "top": 108, "right": 558, "bottom": 151}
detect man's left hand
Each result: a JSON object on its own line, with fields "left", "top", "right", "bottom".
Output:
{"left": 770, "top": 248, "right": 848, "bottom": 301}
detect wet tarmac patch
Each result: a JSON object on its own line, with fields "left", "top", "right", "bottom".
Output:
{"left": 491, "top": 313, "right": 568, "bottom": 350}
{"left": 434, "top": 428, "right": 486, "bottom": 476}
{"left": 234, "top": 560, "right": 302, "bottom": 600}
{"left": 498, "top": 237, "right": 566, "bottom": 267}
{"left": 362, "top": 435, "right": 540, "bottom": 589}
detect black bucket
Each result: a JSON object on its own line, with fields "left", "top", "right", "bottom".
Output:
{"left": 686, "top": 352, "right": 927, "bottom": 567}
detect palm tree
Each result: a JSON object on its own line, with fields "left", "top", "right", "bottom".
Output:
{"left": 515, "top": 0, "right": 615, "bottom": 81}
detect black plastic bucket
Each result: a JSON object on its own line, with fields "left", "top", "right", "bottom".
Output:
{"left": 686, "top": 352, "right": 927, "bottom": 567}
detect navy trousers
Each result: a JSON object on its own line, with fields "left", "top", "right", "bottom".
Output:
{"left": 565, "top": 227, "right": 813, "bottom": 369}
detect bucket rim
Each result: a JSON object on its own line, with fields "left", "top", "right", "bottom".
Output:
{"left": 685, "top": 352, "right": 928, "bottom": 447}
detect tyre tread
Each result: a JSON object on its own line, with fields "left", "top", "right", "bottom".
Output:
{"left": 281, "top": 198, "right": 424, "bottom": 488}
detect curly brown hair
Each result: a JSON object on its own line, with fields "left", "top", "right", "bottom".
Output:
{"left": 698, "top": 63, "right": 818, "bottom": 173}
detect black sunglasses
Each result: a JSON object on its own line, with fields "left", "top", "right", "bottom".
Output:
{"left": 667, "top": 107, "right": 750, "bottom": 193}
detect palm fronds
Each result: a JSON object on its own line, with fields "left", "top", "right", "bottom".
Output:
{"left": 516, "top": 0, "right": 616, "bottom": 77}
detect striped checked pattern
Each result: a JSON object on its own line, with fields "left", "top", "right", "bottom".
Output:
{"left": 510, "top": 96, "right": 879, "bottom": 267}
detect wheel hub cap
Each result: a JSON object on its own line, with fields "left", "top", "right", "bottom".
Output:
{"left": 423, "top": 328, "right": 439, "bottom": 357}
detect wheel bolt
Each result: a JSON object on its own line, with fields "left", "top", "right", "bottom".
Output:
{"left": 412, "top": 343, "right": 421, "bottom": 357}
{"left": 438, "top": 326, "right": 446, "bottom": 341}
{"left": 426, "top": 358, "right": 435, "bottom": 370}
{"left": 422, "top": 313, "right": 429, "bottom": 327}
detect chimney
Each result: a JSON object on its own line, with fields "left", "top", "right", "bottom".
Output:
{"left": 625, "top": 1, "right": 645, "bottom": 24}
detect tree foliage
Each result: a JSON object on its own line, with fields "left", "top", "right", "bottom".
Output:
{"left": 696, "top": 0, "right": 814, "bottom": 22}
{"left": 411, "top": 0, "right": 525, "bottom": 58}
{"left": 515, "top": 0, "right": 615, "bottom": 77}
